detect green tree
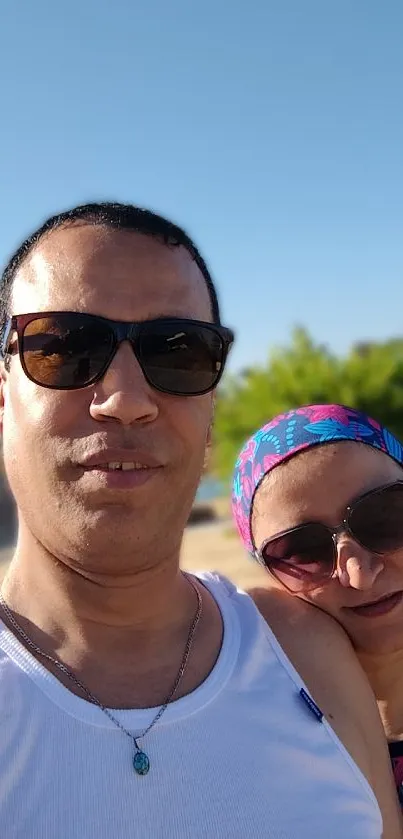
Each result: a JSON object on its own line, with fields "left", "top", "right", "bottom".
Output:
{"left": 212, "top": 328, "right": 403, "bottom": 479}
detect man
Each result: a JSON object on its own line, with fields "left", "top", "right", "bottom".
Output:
{"left": 0, "top": 202, "right": 399, "bottom": 838}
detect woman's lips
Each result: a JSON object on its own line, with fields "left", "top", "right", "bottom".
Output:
{"left": 345, "top": 590, "right": 403, "bottom": 618}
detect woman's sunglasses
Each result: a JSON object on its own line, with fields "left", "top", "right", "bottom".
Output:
{"left": 2, "top": 312, "right": 234, "bottom": 397}
{"left": 257, "top": 481, "right": 403, "bottom": 592}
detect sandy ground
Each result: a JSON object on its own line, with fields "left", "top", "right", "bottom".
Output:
{"left": 182, "top": 496, "right": 266, "bottom": 589}
{"left": 181, "top": 521, "right": 267, "bottom": 589}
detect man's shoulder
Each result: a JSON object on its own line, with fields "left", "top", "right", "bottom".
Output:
{"left": 194, "top": 570, "right": 255, "bottom": 607}
{"left": 194, "top": 571, "right": 272, "bottom": 646}
{"left": 247, "top": 585, "right": 395, "bottom": 806}
{"left": 194, "top": 570, "right": 238, "bottom": 594}
{"left": 246, "top": 586, "right": 372, "bottom": 727}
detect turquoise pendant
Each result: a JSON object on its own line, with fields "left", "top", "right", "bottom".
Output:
{"left": 133, "top": 750, "right": 150, "bottom": 776}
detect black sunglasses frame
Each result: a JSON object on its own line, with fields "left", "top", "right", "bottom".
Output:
{"left": 257, "top": 480, "right": 403, "bottom": 589}
{"left": 2, "top": 312, "right": 235, "bottom": 397}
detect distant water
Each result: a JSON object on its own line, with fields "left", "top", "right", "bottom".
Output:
{"left": 195, "top": 477, "right": 225, "bottom": 502}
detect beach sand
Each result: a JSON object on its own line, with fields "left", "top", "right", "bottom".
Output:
{"left": 182, "top": 521, "right": 266, "bottom": 589}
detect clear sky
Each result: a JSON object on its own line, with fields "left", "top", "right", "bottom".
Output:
{"left": 1, "top": 0, "right": 402, "bottom": 371}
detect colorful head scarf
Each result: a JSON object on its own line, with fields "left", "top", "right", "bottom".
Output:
{"left": 232, "top": 404, "right": 403, "bottom": 556}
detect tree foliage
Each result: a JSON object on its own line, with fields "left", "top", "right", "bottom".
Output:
{"left": 212, "top": 327, "right": 403, "bottom": 479}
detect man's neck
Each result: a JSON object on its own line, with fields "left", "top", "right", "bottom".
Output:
{"left": 3, "top": 528, "right": 191, "bottom": 629}
{"left": 0, "top": 530, "right": 223, "bottom": 708}
{"left": 357, "top": 647, "right": 403, "bottom": 741}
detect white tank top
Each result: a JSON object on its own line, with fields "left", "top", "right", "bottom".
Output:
{"left": 0, "top": 573, "right": 381, "bottom": 838}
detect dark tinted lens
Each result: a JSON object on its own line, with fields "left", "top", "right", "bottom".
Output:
{"left": 138, "top": 321, "right": 224, "bottom": 395}
{"left": 21, "top": 315, "right": 114, "bottom": 389}
{"left": 261, "top": 523, "right": 335, "bottom": 592}
{"left": 349, "top": 483, "right": 403, "bottom": 554}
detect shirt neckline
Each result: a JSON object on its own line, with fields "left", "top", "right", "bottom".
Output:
{"left": 0, "top": 572, "right": 240, "bottom": 731}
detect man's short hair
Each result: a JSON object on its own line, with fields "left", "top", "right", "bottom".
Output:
{"left": 0, "top": 201, "right": 221, "bottom": 340}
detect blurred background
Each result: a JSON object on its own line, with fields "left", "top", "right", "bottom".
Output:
{"left": 0, "top": 0, "right": 402, "bottom": 588}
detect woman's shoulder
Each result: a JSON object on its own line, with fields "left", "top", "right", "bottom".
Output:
{"left": 249, "top": 585, "right": 351, "bottom": 642}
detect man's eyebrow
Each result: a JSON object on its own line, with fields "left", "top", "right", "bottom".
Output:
{"left": 134, "top": 313, "right": 201, "bottom": 321}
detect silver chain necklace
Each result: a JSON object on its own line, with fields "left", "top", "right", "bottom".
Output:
{"left": 0, "top": 575, "right": 202, "bottom": 776}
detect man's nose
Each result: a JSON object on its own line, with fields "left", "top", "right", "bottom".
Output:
{"left": 89, "top": 342, "right": 159, "bottom": 426}
{"left": 336, "top": 536, "right": 385, "bottom": 590}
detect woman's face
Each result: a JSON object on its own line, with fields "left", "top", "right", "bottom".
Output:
{"left": 252, "top": 442, "right": 403, "bottom": 654}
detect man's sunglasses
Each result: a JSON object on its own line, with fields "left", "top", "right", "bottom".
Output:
{"left": 257, "top": 481, "right": 403, "bottom": 592}
{"left": 2, "top": 312, "right": 234, "bottom": 397}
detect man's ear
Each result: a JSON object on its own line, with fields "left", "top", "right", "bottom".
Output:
{"left": 206, "top": 395, "right": 216, "bottom": 447}
{"left": 203, "top": 440, "right": 211, "bottom": 473}
{"left": 203, "top": 397, "right": 216, "bottom": 472}
{"left": 0, "top": 360, "right": 6, "bottom": 435}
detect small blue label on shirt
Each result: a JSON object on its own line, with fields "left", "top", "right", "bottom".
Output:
{"left": 299, "top": 688, "right": 323, "bottom": 721}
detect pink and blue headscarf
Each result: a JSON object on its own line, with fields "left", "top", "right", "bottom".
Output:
{"left": 232, "top": 404, "right": 403, "bottom": 556}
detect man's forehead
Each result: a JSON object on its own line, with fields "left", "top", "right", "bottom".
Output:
{"left": 11, "top": 223, "right": 212, "bottom": 320}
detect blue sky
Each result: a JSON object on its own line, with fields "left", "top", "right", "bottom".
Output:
{"left": 1, "top": 0, "right": 402, "bottom": 372}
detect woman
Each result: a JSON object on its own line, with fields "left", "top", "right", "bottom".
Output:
{"left": 232, "top": 403, "right": 403, "bottom": 835}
